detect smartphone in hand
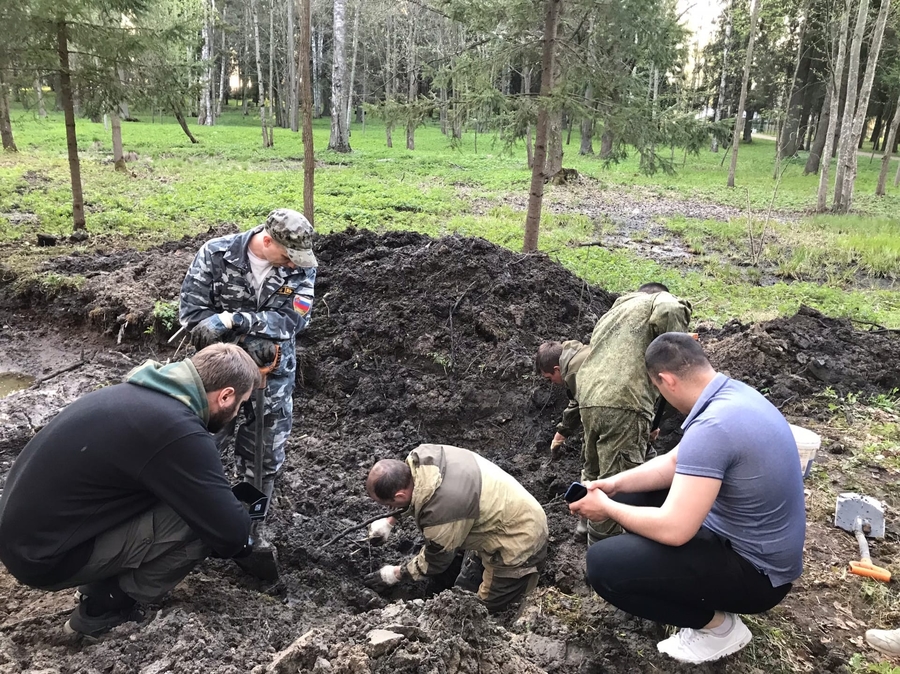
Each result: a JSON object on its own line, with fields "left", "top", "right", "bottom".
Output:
{"left": 564, "top": 481, "right": 588, "bottom": 503}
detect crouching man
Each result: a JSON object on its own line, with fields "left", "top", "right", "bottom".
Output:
{"left": 364, "top": 444, "right": 548, "bottom": 614}
{"left": 0, "top": 344, "right": 260, "bottom": 638}
{"left": 569, "top": 333, "right": 805, "bottom": 664}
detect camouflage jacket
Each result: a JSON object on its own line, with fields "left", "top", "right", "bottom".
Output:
{"left": 179, "top": 226, "right": 316, "bottom": 376}
{"left": 403, "top": 444, "right": 548, "bottom": 581}
{"left": 556, "top": 339, "right": 591, "bottom": 437}
{"left": 577, "top": 291, "right": 692, "bottom": 416}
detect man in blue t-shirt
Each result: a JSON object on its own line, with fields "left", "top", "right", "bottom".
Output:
{"left": 569, "top": 332, "right": 806, "bottom": 665}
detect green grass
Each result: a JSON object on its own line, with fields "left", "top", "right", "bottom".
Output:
{"left": 2, "top": 103, "right": 900, "bottom": 327}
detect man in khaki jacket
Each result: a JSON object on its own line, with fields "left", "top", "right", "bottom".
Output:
{"left": 536, "top": 282, "right": 691, "bottom": 543}
{"left": 363, "top": 444, "right": 548, "bottom": 614}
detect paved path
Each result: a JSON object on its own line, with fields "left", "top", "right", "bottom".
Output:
{"left": 754, "top": 133, "right": 900, "bottom": 162}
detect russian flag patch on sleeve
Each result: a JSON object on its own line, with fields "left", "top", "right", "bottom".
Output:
{"left": 293, "top": 294, "right": 313, "bottom": 316}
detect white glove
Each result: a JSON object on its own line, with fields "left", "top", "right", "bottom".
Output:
{"left": 217, "top": 312, "right": 234, "bottom": 329}
{"left": 379, "top": 565, "right": 401, "bottom": 586}
{"left": 367, "top": 518, "right": 395, "bottom": 542}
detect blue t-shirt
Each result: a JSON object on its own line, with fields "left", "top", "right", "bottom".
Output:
{"left": 676, "top": 373, "right": 806, "bottom": 587}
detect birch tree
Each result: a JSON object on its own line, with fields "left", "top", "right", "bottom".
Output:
{"left": 831, "top": 0, "right": 868, "bottom": 206}
{"left": 198, "top": 0, "right": 214, "bottom": 126}
{"left": 0, "top": 66, "right": 16, "bottom": 152}
{"left": 816, "top": 0, "right": 850, "bottom": 211}
{"left": 251, "top": 0, "right": 273, "bottom": 147}
{"left": 298, "top": 0, "right": 315, "bottom": 222}
{"left": 727, "top": 0, "right": 762, "bottom": 188}
{"left": 711, "top": 5, "right": 732, "bottom": 153}
{"left": 328, "top": 0, "right": 351, "bottom": 151}
{"left": 834, "top": 0, "right": 891, "bottom": 212}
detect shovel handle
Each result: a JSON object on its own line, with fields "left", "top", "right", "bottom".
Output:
{"left": 849, "top": 561, "right": 892, "bottom": 583}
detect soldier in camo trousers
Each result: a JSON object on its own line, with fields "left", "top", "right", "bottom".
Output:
{"left": 536, "top": 283, "right": 691, "bottom": 544}
{"left": 179, "top": 209, "right": 316, "bottom": 508}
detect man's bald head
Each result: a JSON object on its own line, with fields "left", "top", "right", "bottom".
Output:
{"left": 366, "top": 459, "right": 414, "bottom": 506}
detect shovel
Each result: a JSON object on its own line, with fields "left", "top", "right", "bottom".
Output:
{"left": 834, "top": 493, "right": 892, "bottom": 583}
{"left": 234, "top": 343, "right": 282, "bottom": 582}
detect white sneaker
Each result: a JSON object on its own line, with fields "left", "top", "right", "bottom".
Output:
{"left": 575, "top": 517, "right": 588, "bottom": 536}
{"left": 866, "top": 628, "right": 900, "bottom": 657}
{"left": 657, "top": 614, "right": 752, "bottom": 664}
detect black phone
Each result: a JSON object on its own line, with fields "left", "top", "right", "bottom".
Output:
{"left": 564, "top": 481, "right": 588, "bottom": 503}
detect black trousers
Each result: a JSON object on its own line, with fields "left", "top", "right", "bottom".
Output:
{"left": 585, "top": 490, "right": 792, "bottom": 628}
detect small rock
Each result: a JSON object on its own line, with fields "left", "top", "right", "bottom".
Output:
{"left": 139, "top": 660, "right": 172, "bottom": 674}
{"left": 366, "top": 629, "right": 405, "bottom": 657}
{"left": 313, "top": 658, "right": 332, "bottom": 671}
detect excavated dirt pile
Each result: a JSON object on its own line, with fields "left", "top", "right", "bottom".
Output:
{"left": 0, "top": 228, "right": 898, "bottom": 674}
{"left": 704, "top": 306, "right": 900, "bottom": 409}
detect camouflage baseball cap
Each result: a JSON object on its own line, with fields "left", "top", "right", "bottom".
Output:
{"left": 265, "top": 208, "right": 317, "bottom": 268}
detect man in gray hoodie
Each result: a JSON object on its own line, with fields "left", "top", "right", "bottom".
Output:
{"left": 0, "top": 344, "right": 259, "bottom": 638}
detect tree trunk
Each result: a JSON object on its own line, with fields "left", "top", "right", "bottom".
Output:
{"left": 287, "top": 0, "right": 298, "bottom": 132}
{"left": 405, "top": 10, "right": 417, "bottom": 151}
{"left": 346, "top": 0, "right": 359, "bottom": 125}
{"left": 57, "top": 21, "right": 86, "bottom": 230}
{"left": 876, "top": 87, "right": 900, "bottom": 195}
{"left": 267, "top": 2, "right": 275, "bottom": 144}
{"left": 251, "top": 0, "right": 272, "bottom": 147}
{"left": 727, "top": 0, "right": 761, "bottom": 188}
{"left": 817, "top": 0, "right": 851, "bottom": 211}
{"left": 777, "top": 5, "right": 810, "bottom": 163}
{"left": 328, "top": 0, "right": 351, "bottom": 151}
{"left": 870, "top": 103, "right": 884, "bottom": 147}
{"left": 805, "top": 82, "right": 832, "bottom": 174}
{"left": 580, "top": 84, "right": 594, "bottom": 155}
{"left": 199, "top": 0, "right": 214, "bottom": 126}
{"left": 111, "top": 112, "right": 126, "bottom": 171}
{"left": 0, "top": 66, "right": 16, "bottom": 152}
{"left": 298, "top": 0, "right": 315, "bottom": 224}
{"left": 242, "top": 5, "right": 250, "bottom": 116}
{"left": 312, "top": 25, "right": 323, "bottom": 117}
{"left": 524, "top": 66, "right": 533, "bottom": 168}
{"left": 35, "top": 79, "right": 47, "bottom": 118}
{"left": 217, "top": 7, "right": 227, "bottom": 118}
{"left": 832, "top": 0, "right": 869, "bottom": 208}
{"left": 523, "top": 0, "right": 561, "bottom": 253}
{"left": 546, "top": 110, "right": 563, "bottom": 175}
{"left": 835, "top": 0, "right": 890, "bottom": 212}
{"left": 712, "top": 5, "right": 732, "bottom": 152}
{"left": 600, "top": 129, "right": 613, "bottom": 159}
{"left": 172, "top": 102, "right": 199, "bottom": 143}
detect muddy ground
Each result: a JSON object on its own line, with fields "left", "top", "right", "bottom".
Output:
{"left": 0, "top": 229, "right": 898, "bottom": 674}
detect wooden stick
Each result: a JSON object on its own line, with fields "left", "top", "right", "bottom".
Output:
{"left": 323, "top": 509, "right": 405, "bottom": 547}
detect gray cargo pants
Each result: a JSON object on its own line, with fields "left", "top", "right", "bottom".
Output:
{"left": 41, "top": 503, "right": 210, "bottom": 604}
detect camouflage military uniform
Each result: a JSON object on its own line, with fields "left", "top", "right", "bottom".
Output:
{"left": 179, "top": 224, "right": 316, "bottom": 494}
{"left": 575, "top": 291, "right": 691, "bottom": 543}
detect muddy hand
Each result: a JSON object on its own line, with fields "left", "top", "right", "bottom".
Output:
{"left": 190, "top": 314, "right": 230, "bottom": 349}
{"left": 364, "top": 565, "right": 402, "bottom": 593}
{"left": 549, "top": 433, "right": 566, "bottom": 461}
{"left": 367, "top": 518, "right": 395, "bottom": 545}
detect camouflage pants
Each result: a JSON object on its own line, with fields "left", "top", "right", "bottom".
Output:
{"left": 579, "top": 406, "right": 649, "bottom": 543}
{"left": 217, "top": 368, "right": 294, "bottom": 498}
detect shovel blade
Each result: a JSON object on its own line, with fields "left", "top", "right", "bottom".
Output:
{"left": 235, "top": 538, "right": 279, "bottom": 581}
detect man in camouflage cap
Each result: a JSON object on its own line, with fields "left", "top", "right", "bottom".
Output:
{"left": 178, "top": 208, "right": 317, "bottom": 511}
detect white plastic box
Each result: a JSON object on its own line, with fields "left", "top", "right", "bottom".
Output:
{"left": 789, "top": 423, "right": 821, "bottom": 479}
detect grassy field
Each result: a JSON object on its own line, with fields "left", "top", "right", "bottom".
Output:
{"left": 2, "top": 103, "right": 899, "bottom": 327}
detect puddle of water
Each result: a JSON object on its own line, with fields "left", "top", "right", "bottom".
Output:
{"left": 0, "top": 372, "right": 35, "bottom": 397}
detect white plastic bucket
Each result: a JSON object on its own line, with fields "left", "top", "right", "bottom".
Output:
{"left": 789, "top": 424, "right": 821, "bottom": 479}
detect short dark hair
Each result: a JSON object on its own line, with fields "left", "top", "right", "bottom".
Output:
{"left": 638, "top": 282, "right": 670, "bottom": 294}
{"left": 645, "top": 333, "right": 710, "bottom": 380}
{"left": 368, "top": 459, "right": 413, "bottom": 500}
{"left": 191, "top": 343, "right": 260, "bottom": 398}
{"left": 535, "top": 341, "right": 563, "bottom": 375}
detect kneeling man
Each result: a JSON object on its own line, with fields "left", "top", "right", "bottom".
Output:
{"left": 365, "top": 444, "right": 548, "bottom": 614}
{"left": 569, "top": 332, "right": 805, "bottom": 664}
{"left": 0, "top": 344, "right": 260, "bottom": 637}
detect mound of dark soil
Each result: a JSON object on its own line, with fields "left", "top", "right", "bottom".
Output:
{"left": 2, "top": 228, "right": 899, "bottom": 673}
{"left": 704, "top": 305, "right": 900, "bottom": 408}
